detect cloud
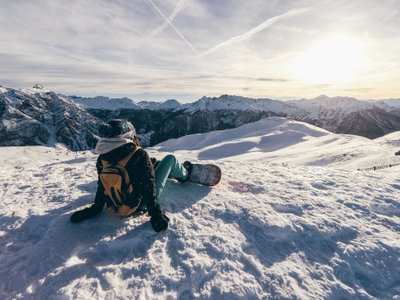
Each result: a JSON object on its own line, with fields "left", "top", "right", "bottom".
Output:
{"left": 343, "top": 87, "right": 375, "bottom": 93}
{"left": 217, "top": 76, "right": 291, "bottom": 83}
{"left": 200, "top": 7, "right": 310, "bottom": 57}
{"left": 276, "top": 25, "right": 316, "bottom": 35}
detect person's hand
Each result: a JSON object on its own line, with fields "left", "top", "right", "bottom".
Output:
{"left": 70, "top": 210, "right": 87, "bottom": 223}
{"left": 150, "top": 211, "right": 170, "bottom": 232}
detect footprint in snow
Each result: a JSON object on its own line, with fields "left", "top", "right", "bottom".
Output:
{"left": 18, "top": 185, "right": 31, "bottom": 189}
{"left": 32, "top": 173, "right": 46, "bottom": 178}
{"left": 271, "top": 203, "right": 303, "bottom": 216}
{"left": 311, "top": 180, "right": 336, "bottom": 190}
{"left": 370, "top": 204, "right": 400, "bottom": 217}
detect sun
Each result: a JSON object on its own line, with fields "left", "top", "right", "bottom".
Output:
{"left": 295, "top": 35, "right": 368, "bottom": 84}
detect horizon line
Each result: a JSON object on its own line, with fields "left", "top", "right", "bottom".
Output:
{"left": 1, "top": 83, "right": 398, "bottom": 103}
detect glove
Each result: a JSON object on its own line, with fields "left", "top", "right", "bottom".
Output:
{"left": 70, "top": 209, "right": 88, "bottom": 223}
{"left": 150, "top": 211, "right": 170, "bottom": 232}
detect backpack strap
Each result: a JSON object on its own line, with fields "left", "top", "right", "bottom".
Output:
{"left": 119, "top": 146, "right": 141, "bottom": 168}
{"left": 119, "top": 146, "right": 140, "bottom": 194}
{"left": 101, "top": 146, "right": 141, "bottom": 169}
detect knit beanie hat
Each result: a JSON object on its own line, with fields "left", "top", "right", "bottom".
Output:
{"left": 98, "top": 119, "right": 136, "bottom": 139}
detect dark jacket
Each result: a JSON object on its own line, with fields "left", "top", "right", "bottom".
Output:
{"left": 78, "top": 143, "right": 160, "bottom": 219}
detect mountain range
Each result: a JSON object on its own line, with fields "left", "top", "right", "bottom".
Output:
{"left": 1, "top": 84, "right": 400, "bottom": 150}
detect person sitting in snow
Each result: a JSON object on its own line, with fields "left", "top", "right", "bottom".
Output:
{"left": 70, "top": 119, "right": 192, "bottom": 232}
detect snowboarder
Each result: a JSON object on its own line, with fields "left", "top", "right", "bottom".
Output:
{"left": 70, "top": 119, "right": 192, "bottom": 232}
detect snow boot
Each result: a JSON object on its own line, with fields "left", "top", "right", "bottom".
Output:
{"left": 177, "top": 161, "right": 193, "bottom": 183}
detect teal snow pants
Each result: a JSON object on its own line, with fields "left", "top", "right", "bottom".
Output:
{"left": 154, "top": 154, "right": 188, "bottom": 199}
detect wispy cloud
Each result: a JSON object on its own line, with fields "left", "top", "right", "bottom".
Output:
{"left": 221, "top": 76, "right": 291, "bottom": 83}
{"left": 200, "top": 7, "right": 310, "bottom": 57}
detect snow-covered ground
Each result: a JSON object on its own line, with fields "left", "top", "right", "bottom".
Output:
{"left": 0, "top": 117, "right": 399, "bottom": 299}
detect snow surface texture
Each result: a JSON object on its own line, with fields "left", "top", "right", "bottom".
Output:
{"left": 1, "top": 118, "right": 399, "bottom": 299}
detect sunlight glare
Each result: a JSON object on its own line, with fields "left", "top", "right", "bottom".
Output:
{"left": 295, "top": 35, "right": 368, "bottom": 84}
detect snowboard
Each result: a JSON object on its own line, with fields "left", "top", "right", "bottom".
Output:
{"left": 187, "top": 163, "right": 221, "bottom": 186}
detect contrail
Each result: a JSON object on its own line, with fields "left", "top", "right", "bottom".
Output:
{"left": 147, "top": 0, "right": 200, "bottom": 55}
{"left": 148, "top": 0, "right": 187, "bottom": 38}
{"left": 200, "top": 7, "right": 310, "bottom": 57}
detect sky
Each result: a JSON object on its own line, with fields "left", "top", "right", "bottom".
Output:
{"left": 0, "top": 0, "right": 399, "bottom": 102}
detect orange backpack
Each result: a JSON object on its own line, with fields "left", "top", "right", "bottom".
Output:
{"left": 100, "top": 147, "right": 140, "bottom": 216}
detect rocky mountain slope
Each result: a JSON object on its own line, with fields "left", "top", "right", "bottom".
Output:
{"left": 0, "top": 85, "right": 99, "bottom": 150}
{"left": 289, "top": 95, "right": 400, "bottom": 138}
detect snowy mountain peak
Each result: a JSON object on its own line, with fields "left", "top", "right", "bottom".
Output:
{"left": 0, "top": 86, "right": 99, "bottom": 150}
{"left": 312, "top": 94, "right": 330, "bottom": 101}
{"left": 289, "top": 95, "right": 375, "bottom": 128}
{"left": 303, "top": 95, "right": 368, "bottom": 108}
{"left": 68, "top": 95, "right": 141, "bottom": 110}
{"left": 371, "top": 98, "right": 400, "bottom": 110}
{"left": 137, "top": 99, "right": 182, "bottom": 110}
{"left": 32, "top": 83, "right": 45, "bottom": 90}
{"left": 185, "top": 94, "right": 289, "bottom": 114}
{"left": 68, "top": 96, "right": 183, "bottom": 111}
{"left": 19, "top": 84, "right": 51, "bottom": 96}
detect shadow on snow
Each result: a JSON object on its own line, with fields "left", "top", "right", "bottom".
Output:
{"left": 0, "top": 178, "right": 211, "bottom": 298}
